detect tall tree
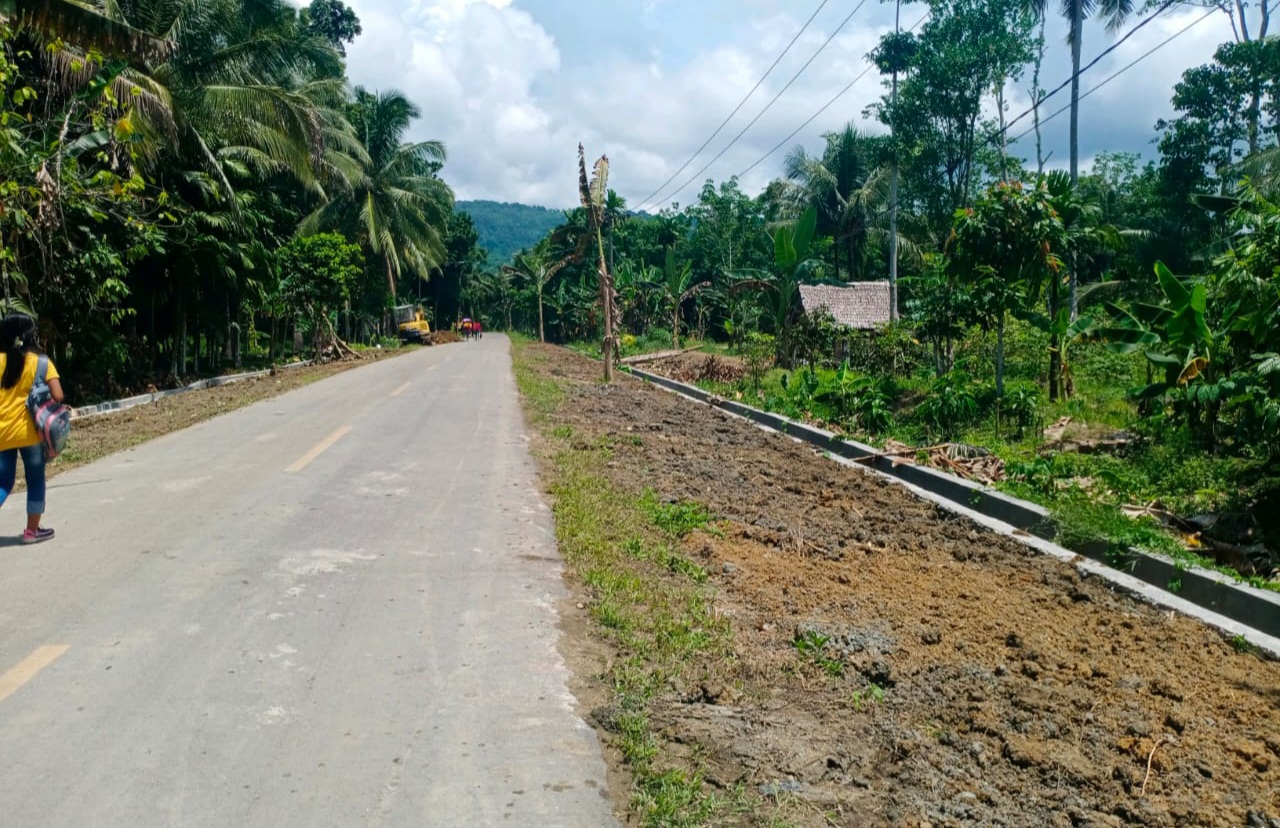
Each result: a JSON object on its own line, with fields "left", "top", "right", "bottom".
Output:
{"left": 1022, "top": 0, "right": 1134, "bottom": 317}
{"left": 872, "top": 0, "right": 1035, "bottom": 243}
{"left": 301, "top": 88, "right": 453, "bottom": 300}
{"left": 578, "top": 143, "right": 615, "bottom": 381}
{"left": 948, "top": 180, "right": 1066, "bottom": 399}
{"left": 784, "top": 124, "right": 895, "bottom": 282}
{"left": 303, "top": 0, "right": 362, "bottom": 55}
{"left": 1157, "top": 38, "right": 1280, "bottom": 188}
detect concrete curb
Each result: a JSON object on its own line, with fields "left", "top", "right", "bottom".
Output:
{"left": 625, "top": 365, "right": 1280, "bottom": 656}
{"left": 70, "top": 360, "right": 314, "bottom": 421}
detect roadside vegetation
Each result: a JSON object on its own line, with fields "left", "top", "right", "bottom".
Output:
{"left": 513, "top": 337, "right": 735, "bottom": 826}
{"left": 471, "top": 0, "right": 1280, "bottom": 593}
{"left": 0, "top": 0, "right": 487, "bottom": 405}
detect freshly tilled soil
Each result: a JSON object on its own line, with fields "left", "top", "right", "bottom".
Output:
{"left": 530, "top": 344, "right": 1279, "bottom": 828}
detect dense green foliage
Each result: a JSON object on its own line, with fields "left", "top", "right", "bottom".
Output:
{"left": 1, "top": 0, "right": 485, "bottom": 402}
{"left": 463, "top": 0, "right": 1279, "bottom": 586}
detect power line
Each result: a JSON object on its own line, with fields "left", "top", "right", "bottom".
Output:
{"left": 647, "top": 0, "right": 872, "bottom": 211}
{"left": 738, "top": 11, "right": 930, "bottom": 179}
{"left": 1007, "top": 6, "right": 1226, "bottom": 145}
{"left": 631, "top": 0, "right": 832, "bottom": 213}
{"left": 993, "top": 0, "right": 1178, "bottom": 143}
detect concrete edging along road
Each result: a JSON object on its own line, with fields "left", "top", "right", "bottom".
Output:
{"left": 69, "top": 360, "right": 316, "bottom": 421}
{"left": 624, "top": 364, "right": 1280, "bottom": 656}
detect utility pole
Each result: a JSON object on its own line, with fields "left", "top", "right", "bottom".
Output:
{"left": 1068, "top": 0, "right": 1083, "bottom": 320}
{"left": 887, "top": 0, "right": 901, "bottom": 321}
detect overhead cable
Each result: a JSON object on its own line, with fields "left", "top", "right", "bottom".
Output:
{"left": 650, "top": 0, "right": 872, "bottom": 210}
{"left": 738, "top": 11, "right": 930, "bottom": 179}
{"left": 631, "top": 0, "right": 832, "bottom": 212}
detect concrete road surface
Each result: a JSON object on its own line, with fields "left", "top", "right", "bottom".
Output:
{"left": 0, "top": 335, "right": 619, "bottom": 828}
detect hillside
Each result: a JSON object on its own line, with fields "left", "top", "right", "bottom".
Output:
{"left": 457, "top": 200, "right": 566, "bottom": 267}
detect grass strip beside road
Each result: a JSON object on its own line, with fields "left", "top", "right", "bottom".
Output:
{"left": 511, "top": 337, "right": 736, "bottom": 827}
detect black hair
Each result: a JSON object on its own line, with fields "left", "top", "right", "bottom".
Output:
{"left": 1, "top": 313, "right": 38, "bottom": 390}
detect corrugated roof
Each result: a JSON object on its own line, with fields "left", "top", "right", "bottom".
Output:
{"left": 798, "top": 283, "right": 892, "bottom": 330}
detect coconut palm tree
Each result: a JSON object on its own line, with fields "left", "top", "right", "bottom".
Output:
{"left": 2, "top": 0, "right": 172, "bottom": 62}
{"left": 300, "top": 87, "right": 453, "bottom": 299}
{"left": 502, "top": 246, "right": 575, "bottom": 342}
{"left": 30, "top": 0, "right": 343, "bottom": 204}
{"left": 1022, "top": 0, "right": 1133, "bottom": 316}
{"left": 785, "top": 123, "right": 921, "bottom": 282}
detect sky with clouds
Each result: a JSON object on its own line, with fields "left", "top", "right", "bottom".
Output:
{"left": 338, "top": 0, "right": 1243, "bottom": 209}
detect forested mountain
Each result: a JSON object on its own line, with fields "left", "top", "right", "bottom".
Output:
{"left": 457, "top": 201, "right": 566, "bottom": 267}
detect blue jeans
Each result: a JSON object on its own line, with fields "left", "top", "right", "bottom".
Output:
{"left": 0, "top": 444, "right": 46, "bottom": 515}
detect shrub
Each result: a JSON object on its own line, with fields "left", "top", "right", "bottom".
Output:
{"left": 915, "top": 371, "right": 979, "bottom": 439}
{"left": 741, "top": 332, "right": 776, "bottom": 391}
{"left": 1003, "top": 382, "right": 1042, "bottom": 437}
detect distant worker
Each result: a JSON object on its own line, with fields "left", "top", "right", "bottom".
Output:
{"left": 474, "top": 320, "right": 483, "bottom": 339}
{"left": 0, "top": 313, "right": 62, "bottom": 544}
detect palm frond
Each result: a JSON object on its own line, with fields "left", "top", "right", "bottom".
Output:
{"left": 10, "top": 0, "right": 173, "bottom": 62}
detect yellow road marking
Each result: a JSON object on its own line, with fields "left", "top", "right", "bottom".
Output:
{"left": 391, "top": 382, "right": 411, "bottom": 397}
{"left": 286, "top": 426, "right": 352, "bottom": 473}
{"left": 0, "top": 645, "right": 70, "bottom": 704}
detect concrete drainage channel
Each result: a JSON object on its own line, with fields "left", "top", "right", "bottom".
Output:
{"left": 70, "top": 360, "right": 315, "bottom": 421}
{"left": 624, "top": 365, "right": 1280, "bottom": 657}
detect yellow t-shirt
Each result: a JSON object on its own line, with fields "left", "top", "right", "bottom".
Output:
{"left": 0, "top": 352, "right": 59, "bottom": 451}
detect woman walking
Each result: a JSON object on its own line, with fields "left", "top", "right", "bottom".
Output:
{"left": 0, "top": 313, "right": 62, "bottom": 544}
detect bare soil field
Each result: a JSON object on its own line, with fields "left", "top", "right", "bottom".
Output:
{"left": 524, "top": 343, "right": 1279, "bottom": 828}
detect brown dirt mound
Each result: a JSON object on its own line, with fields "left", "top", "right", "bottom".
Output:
{"left": 529, "top": 343, "right": 1279, "bottom": 828}
{"left": 426, "top": 330, "right": 463, "bottom": 344}
{"left": 646, "top": 351, "right": 745, "bottom": 384}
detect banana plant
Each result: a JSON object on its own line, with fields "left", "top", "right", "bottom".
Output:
{"left": 578, "top": 143, "right": 615, "bottom": 381}
{"left": 1095, "top": 258, "right": 1213, "bottom": 399}
{"left": 662, "top": 248, "right": 709, "bottom": 348}
{"left": 766, "top": 205, "right": 821, "bottom": 335}
{"left": 1016, "top": 306, "right": 1097, "bottom": 399}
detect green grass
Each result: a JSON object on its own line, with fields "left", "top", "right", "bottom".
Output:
{"left": 511, "top": 340, "right": 734, "bottom": 827}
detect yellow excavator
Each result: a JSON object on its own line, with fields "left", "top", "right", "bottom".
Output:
{"left": 394, "top": 304, "right": 431, "bottom": 344}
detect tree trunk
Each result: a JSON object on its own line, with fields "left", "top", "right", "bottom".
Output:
{"left": 538, "top": 286, "right": 546, "bottom": 342}
{"left": 1033, "top": 16, "right": 1047, "bottom": 176}
{"left": 995, "top": 314, "right": 1006, "bottom": 399}
{"left": 888, "top": 0, "right": 901, "bottom": 321}
{"left": 1068, "top": 0, "right": 1083, "bottom": 319}
{"left": 179, "top": 304, "right": 188, "bottom": 377}
{"left": 602, "top": 272, "right": 615, "bottom": 382}
{"left": 672, "top": 302, "right": 680, "bottom": 349}
{"left": 224, "top": 298, "right": 233, "bottom": 363}
{"left": 996, "top": 80, "right": 1010, "bottom": 181}
{"left": 385, "top": 256, "right": 397, "bottom": 300}
{"left": 1049, "top": 331, "right": 1062, "bottom": 403}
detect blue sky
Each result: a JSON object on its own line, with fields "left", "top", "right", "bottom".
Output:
{"left": 339, "top": 0, "right": 1247, "bottom": 208}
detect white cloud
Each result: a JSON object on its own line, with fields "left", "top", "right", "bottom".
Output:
{"left": 340, "top": 0, "right": 1243, "bottom": 208}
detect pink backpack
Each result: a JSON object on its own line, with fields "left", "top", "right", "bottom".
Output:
{"left": 26, "top": 355, "right": 70, "bottom": 459}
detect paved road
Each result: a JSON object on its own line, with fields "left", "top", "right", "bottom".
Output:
{"left": 0, "top": 335, "right": 618, "bottom": 827}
